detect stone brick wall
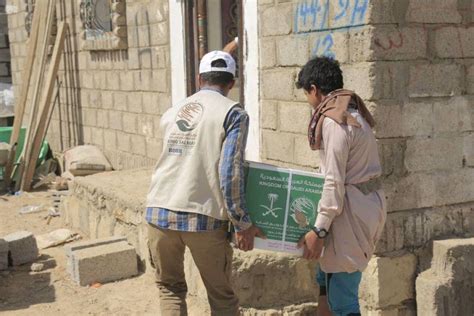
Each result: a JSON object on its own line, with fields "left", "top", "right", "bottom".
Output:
{"left": 259, "top": 0, "right": 474, "bottom": 314}
{"left": 7, "top": 0, "right": 170, "bottom": 169}
{"left": 0, "top": 0, "right": 10, "bottom": 84}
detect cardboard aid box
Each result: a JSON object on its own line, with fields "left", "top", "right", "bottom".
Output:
{"left": 244, "top": 161, "right": 324, "bottom": 255}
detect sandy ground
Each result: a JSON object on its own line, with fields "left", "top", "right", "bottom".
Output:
{"left": 0, "top": 191, "right": 208, "bottom": 315}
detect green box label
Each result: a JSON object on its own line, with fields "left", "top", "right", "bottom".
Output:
{"left": 245, "top": 162, "right": 324, "bottom": 254}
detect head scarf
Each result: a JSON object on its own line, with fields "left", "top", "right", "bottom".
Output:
{"left": 308, "top": 89, "right": 375, "bottom": 150}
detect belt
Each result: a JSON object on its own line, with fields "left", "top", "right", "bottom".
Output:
{"left": 351, "top": 177, "right": 382, "bottom": 195}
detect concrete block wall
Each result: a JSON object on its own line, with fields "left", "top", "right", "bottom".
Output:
{"left": 259, "top": 0, "right": 474, "bottom": 313}
{"left": 0, "top": 0, "right": 10, "bottom": 84}
{"left": 6, "top": 0, "right": 170, "bottom": 169}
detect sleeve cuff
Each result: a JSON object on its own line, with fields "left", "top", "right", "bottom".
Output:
{"left": 231, "top": 214, "right": 252, "bottom": 232}
{"left": 315, "top": 213, "right": 334, "bottom": 231}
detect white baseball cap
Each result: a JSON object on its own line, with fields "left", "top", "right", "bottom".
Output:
{"left": 199, "top": 51, "right": 236, "bottom": 77}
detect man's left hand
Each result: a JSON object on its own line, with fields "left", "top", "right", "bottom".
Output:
{"left": 297, "top": 230, "right": 324, "bottom": 260}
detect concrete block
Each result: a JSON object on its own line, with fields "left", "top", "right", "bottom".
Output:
{"left": 130, "top": 134, "right": 146, "bottom": 155}
{"left": 146, "top": 138, "right": 163, "bottom": 159}
{"left": 108, "top": 111, "right": 123, "bottom": 130}
{"left": 127, "top": 92, "right": 144, "bottom": 114}
{"left": 83, "top": 108, "right": 97, "bottom": 127}
{"left": 371, "top": 102, "right": 403, "bottom": 138}
{"left": 260, "top": 38, "right": 276, "bottom": 69}
{"left": 91, "top": 127, "right": 104, "bottom": 148}
{"left": 408, "top": 63, "right": 462, "bottom": 98}
{"left": 119, "top": 71, "right": 135, "bottom": 91}
{"left": 364, "top": 306, "right": 416, "bottom": 316}
{"left": 150, "top": 22, "right": 168, "bottom": 46}
{"left": 360, "top": 253, "right": 417, "bottom": 310}
{"left": 0, "top": 238, "right": 8, "bottom": 270}
{"left": 261, "top": 69, "right": 297, "bottom": 101}
{"left": 103, "top": 129, "right": 117, "bottom": 151}
{"left": 262, "top": 130, "right": 294, "bottom": 163}
{"left": 294, "top": 135, "right": 321, "bottom": 168}
{"left": 137, "top": 115, "right": 154, "bottom": 137}
{"left": 464, "top": 134, "right": 474, "bottom": 167}
{"left": 185, "top": 248, "right": 319, "bottom": 308}
{"left": 278, "top": 102, "right": 310, "bottom": 134}
{"left": 4, "top": 231, "right": 38, "bottom": 266}
{"left": 122, "top": 113, "right": 138, "bottom": 134}
{"left": 261, "top": 100, "right": 278, "bottom": 130}
{"left": 308, "top": 30, "right": 350, "bottom": 63}
{"left": 379, "top": 206, "right": 458, "bottom": 253}
{"left": 467, "top": 64, "right": 474, "bottom": 95}
{"left": 434, "top": 169, "right": 474, "bottom": 206}
{"left": 434, "top": 26, "right": 474, "bottom": 59}
{"left": 72, "top": 241, "right": 137, "bottom": 286}
{"left": 89, "top": 90, "right": 102, "bottom": 108}
{"left": 401, "top": 101, "right": 433, "bottom": 136}
{"left": 65, "top": 236, "right": 127, "bottom": 257}
{"left": 113, "top": 92, "right": 128, "bottom": 111}
{"left": 142, "top": 93, "right": 159, "bottom": 115}
{"left": 106, "top": 71, "right": 120, "bottom": 91}
{"left": 350, "top": 26, "right": 427, "bottom": 62}
{"left": 416, "top": 238, "right": 474, "bottom": 316}
{"left": 377, "top": 138, "right": 406, "bottom": 177}
{"left": 343, "top": 62, "right": 401, "bottom": 100}
{"left": 404, "top": 137, "right": 463, "bottom": 172}
{"left": 384, "top": 173, "right": 436, "bottom": 212}
{"left": 433, "top": 97, "right": 472, "bottom": 133}
{"left": 366, "top": 0, "right": 397, "bottom": 24}
{"left": 406, "top": 0, "right": 462, "bottom": 24}
{"left": 261, "top": 4, "right": 292, "bottom": 36}
{"left": 276, "top": 36, "right": 308, "bottom": 67}
{"left": 117, "top": 132, "right": 131, "bottom": 152}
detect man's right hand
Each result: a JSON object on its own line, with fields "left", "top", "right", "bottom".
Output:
{"left": 234, "top": 225, "right": 265, "bottom": 252}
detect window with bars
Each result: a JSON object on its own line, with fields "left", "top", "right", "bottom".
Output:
{"left": 79, "top": 0, "right": 127, "bottom": 51}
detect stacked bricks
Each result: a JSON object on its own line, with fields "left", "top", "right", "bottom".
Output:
{"left": 65, "top": 236, "right": 137, "bottom": 286}
{"left": 6, "top": 0, "right": 170, "bottom": 169}
{"left": 259, "top": 0, "right": 474, "bottom": 314}
{"left": 0, "top": 0, "right": 10, "bottom": 83}
{"left": 3, "top": 231, "right": 38, "bottom": 265}
{"left": 0, "top": 238, "right": 8, "bottom": 270}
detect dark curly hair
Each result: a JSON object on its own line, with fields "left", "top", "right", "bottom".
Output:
{"left": 295, "top": 56, "right": 343, "bottom": 95}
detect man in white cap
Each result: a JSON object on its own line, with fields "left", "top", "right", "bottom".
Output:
{"left": 145, "top": 50, "right": 264, "bottom": 316}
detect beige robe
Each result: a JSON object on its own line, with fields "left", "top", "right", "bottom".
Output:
{"left": 315, "top": 109, "right": 386, "bottom": 273}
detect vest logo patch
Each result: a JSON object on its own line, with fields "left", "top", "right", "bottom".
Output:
{"left": 176, "top": 102, "right": 203, "bottom": 132}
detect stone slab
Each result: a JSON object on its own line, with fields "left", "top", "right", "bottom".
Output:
{"left": 0, "top": 238, "right": 8, "bottom": 270}
{"left": 72, "top": 241, "right": 138, "bottom": 286}
{"left": 3, "top": 231, "right": 38, "bottom": 266}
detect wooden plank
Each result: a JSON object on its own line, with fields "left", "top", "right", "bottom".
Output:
{"left": 14, "top": 0, "right": 56, "bottom": 191}
{"left": 21, "top": 22, "right": 68, "bottom": 192}
{"left": 3, "top": 2, "right": 45, "bottom": 187}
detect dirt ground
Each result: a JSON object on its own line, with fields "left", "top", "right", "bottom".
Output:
{"left": 0, "top": 190, "right": 208, "bottom": 315}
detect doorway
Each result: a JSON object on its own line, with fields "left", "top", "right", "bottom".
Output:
{"left": 183, "top": 0, "right": 243, "bottom": 104}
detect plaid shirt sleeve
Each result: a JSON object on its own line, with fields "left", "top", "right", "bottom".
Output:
{"left": 220, "top": 105, "right": 252, "bottom": 232}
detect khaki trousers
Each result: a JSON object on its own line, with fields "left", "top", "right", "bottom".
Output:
{"left": 148, "top": 224, "right": 239, "bottom": 316}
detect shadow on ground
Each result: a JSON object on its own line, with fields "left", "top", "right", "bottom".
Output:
{"left": 0, "top": 254, "right": 57, "bottom": 312}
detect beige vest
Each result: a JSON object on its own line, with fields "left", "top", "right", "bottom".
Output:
{"left": 146, "top": 89, "right": 239, "bottom": 220}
